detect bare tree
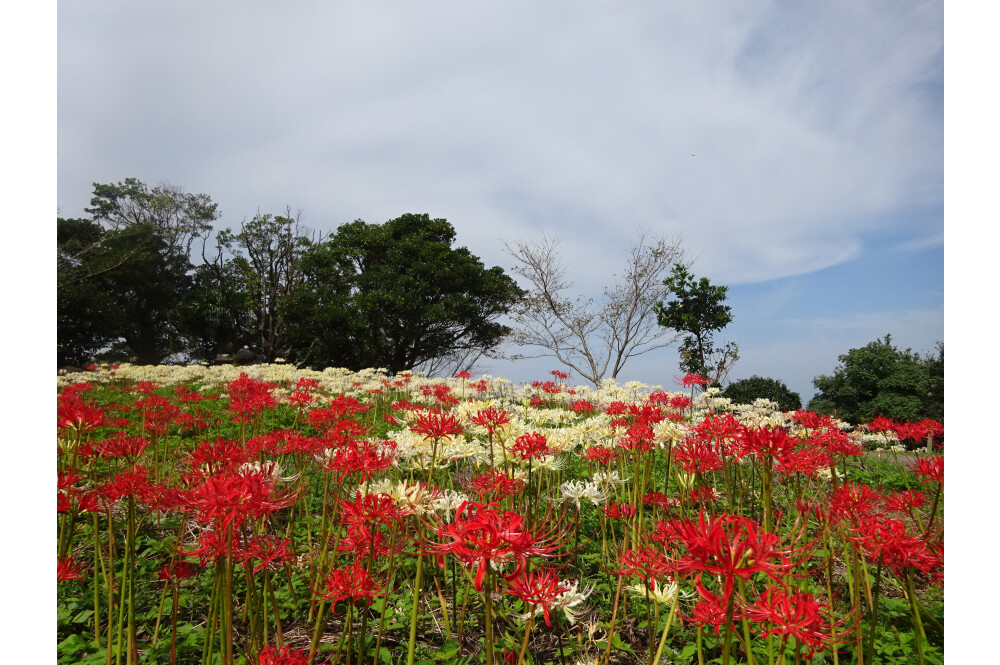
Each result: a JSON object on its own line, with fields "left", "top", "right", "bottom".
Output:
{"left": 503, "top": 229, "right": 686, "bottom": 386}
{"left": 219, "top": 207, "right": 321, "bottom": 362}
{"left": 414, "top": 347, "right": 486, "bottom": 378}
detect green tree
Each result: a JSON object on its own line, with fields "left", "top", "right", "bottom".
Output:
{"left": 807, "top": 335, "right": 942, "bottom": 424}
{"left": 723, "top": 375, "right": 802, "bottom": 412}
{"left": 85, "top": 177, "right": 219, "bottom": 260}
{"left": 282, "top": 213, "right": 524, "bottom": 373}
{"left": 654, "top": 264, "right": 738, "bottom": 382}
{"left": 58, "top": 178, "right": 221, "bottom": 366}
{"left": 58, "top": 218, "right": 123, "bottom": 365}
{"left": 217, "top": 210, "right": 314, "bottom": 362}
{"left": 58, "top": 219, "right": 192, "bottom": 365}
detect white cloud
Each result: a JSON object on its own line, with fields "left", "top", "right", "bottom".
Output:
{"left": 58, "top": 1, "right": 942, "bottom": 288}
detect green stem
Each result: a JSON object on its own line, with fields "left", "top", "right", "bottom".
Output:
{"left": 906, "top": 570, "right": 927, "bottom": 665}
{"left": 406, "top": 552, "right": 425, "bottom": 665}
{"left": 651, "top": 589, "right": 680, "bottom": 665}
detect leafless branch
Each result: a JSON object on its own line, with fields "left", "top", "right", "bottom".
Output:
{"left": 503, "top": 229, "right": 686, "bottom": 386}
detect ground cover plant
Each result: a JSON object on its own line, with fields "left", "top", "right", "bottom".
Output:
{"left": 57, "top": 364, "right": 944, "bottom": 665}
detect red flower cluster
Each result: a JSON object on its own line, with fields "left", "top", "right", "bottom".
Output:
{"left": 504, "top": 567, "right": 567, "bottom": 626}
{"left": 471, "top": 407, "right": 511, "bottom": 434}
{"left": 320, "top": 563, "right": 382, "bottom": 610}
{"left": 411, "top": 410, "right": 465, "bottom": 440}
{"left": 512, "top": 431, "right": 549, "bottom": 461}
{"left": 428, "top": 501, "right": 567, "bottom": 591}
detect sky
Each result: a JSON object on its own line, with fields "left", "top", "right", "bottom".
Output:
{"left": 53, "top": 0, "right": 945, "bottom": 403}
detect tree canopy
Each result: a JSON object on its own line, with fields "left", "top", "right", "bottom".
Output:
{"left": 723, "top": 375, "right": 802, "bottom": 412}
{"left": 807, "top": 335, "right": 944, "bottom": 424}
{"left": 282, "top": 214, "right": 525, "bottom": 373}
{"left": 59, "top": 180, "right": 523, "bottom": 374}
{"left": 654, "top": 264, "right": 738, "bottom": 383}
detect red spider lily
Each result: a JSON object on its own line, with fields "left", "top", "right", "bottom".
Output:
{"left": 58, "top": 556, "right": 86, "bottom": 582}
{"left": 685, "top": 595, "right": 732, "bottom": 634}
{"left": 96, "top": 433, "right": 150, "bottom": 459}
{"left": 550, "top": 369, "right": 569, "bottom": 379}
{"left": 184, "top": 469, "right": 299, "bottom": 532}
{"left": 427, "top": 501, "right": 568, "bottom": 591}
{"left": 790, "top": 410, "right": 838, "bottom": 430}
{"left": 602, "top": 501, "right": 636, "bottom": 520}
{"left": 774, "top": 447, "right": 832, "bottom": 477}
{"left": 669, "top": 394, "right": 693, "bottom": 411}
{"left": 287, "top": 390, "right": 316, "bottom": 409}
{"left": 337, "top": 492, "right": 403, "bottom": 558}
{"left": 225, "top": 374, "right": 278, "bottom": 423}
{"left": 512, "top": 432, "right": 549, "bottom": 460}
{"left": 828, "top": 482, "right": 884, "bottom": 526}
{"left": 320, "top": 563, "right": 382, "bottom": 611}
{"left": 175, "top": 385, "right": 206, "bottom": 403}
{"left": 98, "top": 465, "right": 158, "bottom": 505}
{"left": 411, "top": 410, "right": 465, "bottom": 440}
{"left": 643, "top": 491, "right": 675, "bottom": 509}
{"left": 691, "top": 414, "right": 744, "bottom": 453}
{"left": 187, "top": 438, "right": 249, "bottom": 476}
{"left": 605, "top": 401, "right": 629, "bottom": 416}
{"left": 253, "top": 429, "right": 323, "bottom": 457}
{"left": 455, "top": 370, "right": 473, "bottom": 379}
{"left": 673, "top": 440, "right": 724, "bottom": 474}
{"left": 184, "top": 530, "right": 238, "bottom": 565}
{"left": 911, "top": 456, "right": 944, "bottom": 486}
{"left": 320, "top": 419, "right": 369, "bottom": 447}
{"left": 471, "top": 407, "right": 511, "bottom": 434}
{"left": 158, "top": 561, "right": 200, "bottom": 583}
{"left": 468, "top": 470, "right": 526, "bottom": 501}
{"left": 867, "top": 415, "right": 897, "bottom": 433}
{"left": 328, "top": 392, "right": 371, "bottom": 417}
{"left": 883, "top": 489, "right": 928, "bottom": 513}
{"left": 570, "top": 400, "right": 595, "bottom": 415}
{"left": 688, "top": 486, "right": 720, "bottom": 504}
{"left": 57, "top": 396, "right": 107, "bottom": 435}
{"left": 584, "top": 445, "right": 616, "bottom": 465}
{"left": 256, "top": 645, "right": 313, "bottom": 665}
{"left": 619, "top": 424, "right": 656, "bottom": 453}
{"left": 847, "top": 516, "right": 940, "bottom": 578}
{"left": 809, "top": 428, "right": 862, "bottom": 457}
{"left": 737, "top": 425, "right": 799, "bottom": 460}
{"left": 627, "top": 403, "right": 665, "bottom": 425}
{"left": 681, "top": 373, "right": 710, "bottom": 388}
{"left": 57, "top": 469, "right": 82, "bottom": 490}
{"left": 618, "top": 546, "right": 673, "bottom": 586}
{"left": 133, "top": 394, "right": 181, "bottom": 436}
{"left": 319, "top": 440, "right": 395, "bottom": 483}
{"left": 660, "top": 512, "right": 811, "bottom": 602}
{"left": 746, "top": 586, "right": 847, "bottom": 658}
{"left": 504, "top": 567, "right": 568, "bottom": 626}
{"left": 241, "top": 535, "right": 295, "bottom": 573}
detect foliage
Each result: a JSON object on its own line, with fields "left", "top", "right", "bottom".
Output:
{"left": 216, "top": 210, "right": 315, "bottom": 362}
{"left": 723, "top": 375, "right": 802, "bottom": 412}
{"left": 808, "top": 335, "right": 944, "bottom": 425}
{"left": 58, "top": 218, "right": 193, "bottom": 365}
{"left": 654, "top": 264, "right": 738, "bottom": 382}
{"left": 505, "top": 229, "right": 686, "bottom": 386}
{"left": 85, "top": 177, "right": 218, "bottom": 260}
{"left": 283, "top": 213, "right": 524, "bottom": 372}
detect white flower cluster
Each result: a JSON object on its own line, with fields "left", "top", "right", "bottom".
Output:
{"left": 558, "top": 479, "right": 610, "bottom": 509}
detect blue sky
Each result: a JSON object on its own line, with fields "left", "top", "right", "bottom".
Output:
{"left": 52, "top": 0, "right": 944, "bottom": 402}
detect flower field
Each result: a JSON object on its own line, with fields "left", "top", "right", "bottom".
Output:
{"left": 56, "top": 364, "right": 944, "bottom": 665}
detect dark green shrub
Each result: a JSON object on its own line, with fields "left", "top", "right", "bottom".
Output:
{"left": 723, "top": 375, "right": 802, "bottom": 412}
